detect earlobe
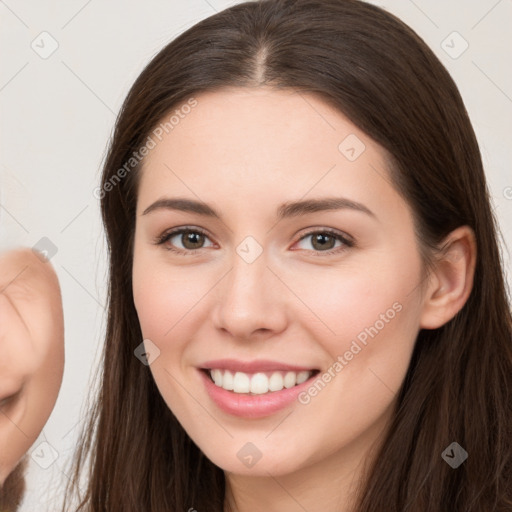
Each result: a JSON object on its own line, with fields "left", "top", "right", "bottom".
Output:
{"left": 419, "top": 226, "right": 477, "bottom": 330}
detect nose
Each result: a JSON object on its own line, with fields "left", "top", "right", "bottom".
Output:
{"left": 212, "top": 246, "right": 288, "bottom": 341}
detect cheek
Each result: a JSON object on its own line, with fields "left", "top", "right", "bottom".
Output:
{"left": 288, "top": 249, "right": 422, "bottom": 397}
{"left": 133, "top": 265, "right": 206, "bottom": 341}
{"left": 132, "top": 259, "right": 205, "bottom": 417}
{"left": 287, "top": 248, "right": 420, "bottom": 343}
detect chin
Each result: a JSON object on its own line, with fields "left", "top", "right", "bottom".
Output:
{"left": 202, "top": 442, "right": 305, "bottom": 477}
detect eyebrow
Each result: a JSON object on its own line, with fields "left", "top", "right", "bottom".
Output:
{"left": 142, "top": 196, "right": 375, "bottom": 220}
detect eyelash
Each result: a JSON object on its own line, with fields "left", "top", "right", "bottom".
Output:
{"left": 153, "top": 226, "right": 354, "bottom": 257}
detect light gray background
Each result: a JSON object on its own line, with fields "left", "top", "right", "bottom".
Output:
{"left": 0, "top": 0, "right": 511, "bottom": 510}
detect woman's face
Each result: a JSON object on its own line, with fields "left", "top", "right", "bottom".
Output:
{"left": 132, "top": 87, "right": 428, "bottom": 476}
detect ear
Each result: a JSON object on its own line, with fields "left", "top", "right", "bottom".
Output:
{"left": 419, "top": 226, "right": 477, "bottom": 330}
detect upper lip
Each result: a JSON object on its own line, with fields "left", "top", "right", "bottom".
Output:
{"left": 199, "top": 358, "right": 318, "bottom": 373}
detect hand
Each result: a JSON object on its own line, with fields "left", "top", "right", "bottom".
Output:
{"left": 0, "top": 247, "right": 65, "bottom": 487}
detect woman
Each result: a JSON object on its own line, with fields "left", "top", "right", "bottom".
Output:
{"left": 63, "top": 0, "right": 512, "bottom": 510}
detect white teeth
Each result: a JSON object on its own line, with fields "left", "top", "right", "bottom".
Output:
{"left": 208, "top": 369, "right": 314, "bottom": 394}
{"left": 233, "top": 372, "right": 250, "bottom": 393}
{"left": 296, "top": 371, "right": 310, "bottom": 384}
{"left": 212, "top": 369, "right": 223, "bottom": 387}
{"left": 283, "top": 371, "right": 296, "bottom": 389}
{"left": 223, "top": 370, "right": 234, "bottom": 391}
{"left": 268, "top": 372, "right": 284, "bottom": 391}
{"left": 250, "top": 373, "right": 269, "bottom": 394}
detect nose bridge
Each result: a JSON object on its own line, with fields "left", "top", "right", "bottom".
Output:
{"left": 213, "top": 236, "right": 286, "bottom": 338}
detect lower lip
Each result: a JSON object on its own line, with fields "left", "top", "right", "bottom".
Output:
{"left": 198, "top": 369, "right": 316, "bottom": 419}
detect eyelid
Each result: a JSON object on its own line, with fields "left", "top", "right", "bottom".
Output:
{"left": 292, "top": 227, "right": 354, "bottom": 256}
{"left": 154, "top": 225, "right": 354, "bottom": 256}
{"left": 153, "top": 225, "right": 212, "bottom": 244}
{"left": 153, "top": 226, "right": 215, "bottom": 256}
{"left": 295, "top": 226, "right": 354, "bottom": 244}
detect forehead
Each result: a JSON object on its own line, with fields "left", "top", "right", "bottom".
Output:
{"left": 136, "top": 86, "right": 398, "bottom": 217}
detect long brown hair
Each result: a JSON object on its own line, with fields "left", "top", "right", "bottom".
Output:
{"left": 0, "top": 455, "right": 27, "bottom": 512}
{"left": 62, "top": 0, "right": 512, "bottom": 510}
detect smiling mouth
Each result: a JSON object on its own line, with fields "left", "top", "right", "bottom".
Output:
{"left": 201, "top": 368, "right": 320, "bottom": 395}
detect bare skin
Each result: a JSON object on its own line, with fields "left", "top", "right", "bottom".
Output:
{"left": 0, "top": 248, "right": 65, "bottom": 488}
{"left": 131, "top": 87, "right": 476, "bottom": 512}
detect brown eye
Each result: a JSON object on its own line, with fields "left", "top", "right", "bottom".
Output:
{"left": 294, "top": 229, "right": 354, "bottom": 256}
{"left": 310, "top": 232, "right": 337, "bottom": 251}
{"left": 179, "top": 230, "right": 206, "bottom": 250}
{"left": 155, "top": 227, "right": 214, "bottom": 255}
